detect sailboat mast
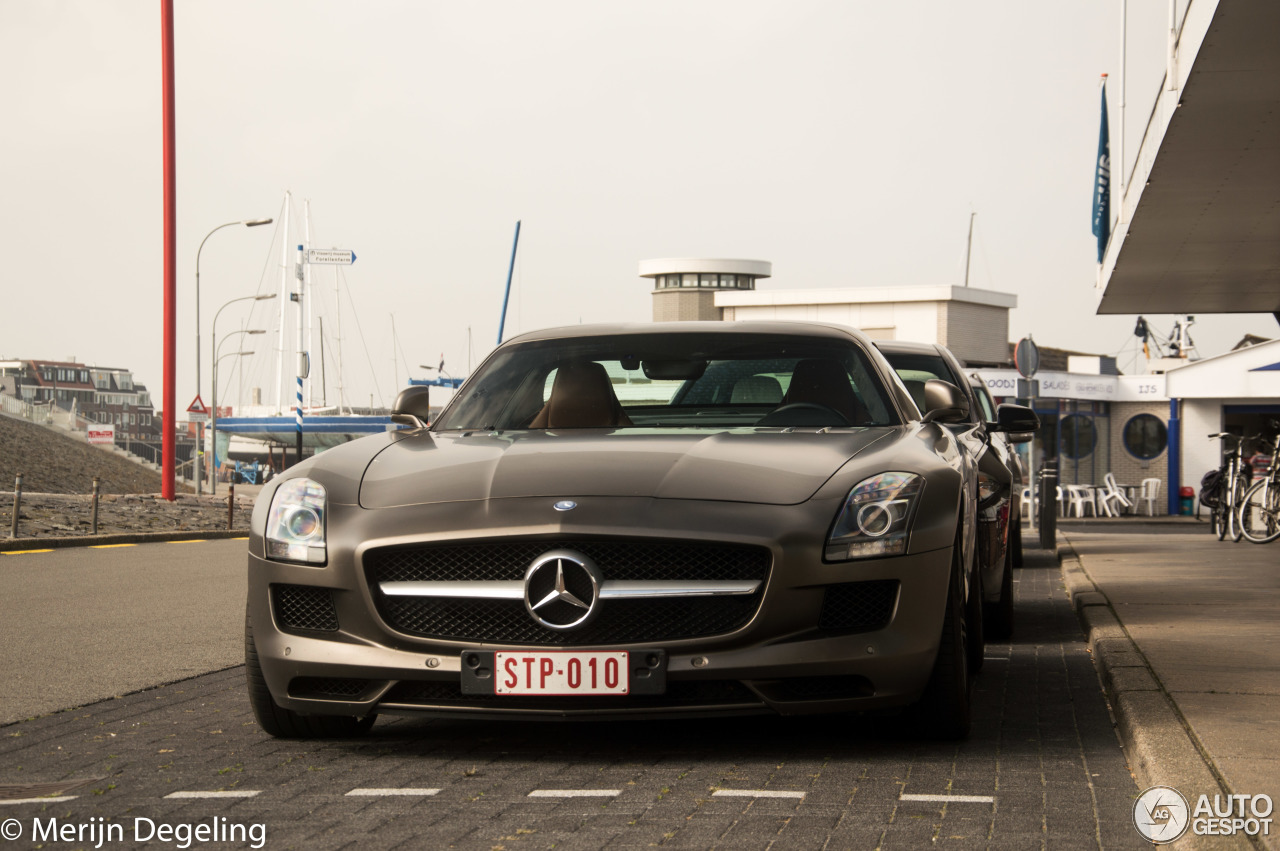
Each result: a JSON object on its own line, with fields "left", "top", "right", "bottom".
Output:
{"left": 274, "top": 192, "right": 290, "bottom": 414}
{"left": 390, "top": 314, "right": 399, "bottom": 389}
{"left": 962, "top": 211, "right": 975, "bottom": 288}
{"left": 295, "top": 241, "right": 306, "bottom": 466}
{"left": 304, "top": 201, "right": 314, "bottom": 411}
{"left": 335, "top": 266, "right": 346, "bottom": 415}
{"left": 319, "top": 316, "right": 327, "bottom": 408}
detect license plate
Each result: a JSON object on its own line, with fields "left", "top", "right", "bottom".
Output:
{"left": 493, "top": 651, "right": 629, "bottom": 695}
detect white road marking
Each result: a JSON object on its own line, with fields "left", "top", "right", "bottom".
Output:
{"left": 900, "top": 793, "right": 995, "bottom": 803}
{"left": 346, "top": 788, "right": 441, "bottom": 797}
{"left": 527, "top": 789, "right": 621, "bottom": 798}
{"left": 712, "top": 789, "right": 806, "bottom": 799}
{"left": 0, "top": 796, "right": 78, "bottom": 805}
{"left": 164, "top": 790, "right": 261, "bottom": 799}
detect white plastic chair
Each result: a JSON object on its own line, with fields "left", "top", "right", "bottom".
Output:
{"left": 1137, "top": 477, "right": 1162, "bottom": 516}
{"left": 1099, "top": 473, "right": 1133, "bottom": 517}
{"left": 1065, "top": 484, "right": 1097, "bottom": 517}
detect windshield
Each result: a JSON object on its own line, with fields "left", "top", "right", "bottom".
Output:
{"left": 433, "top": 332, "right": 898, "bottom": 430}
{"left": 879, "top": 351, "right": 960, "bottom": 415}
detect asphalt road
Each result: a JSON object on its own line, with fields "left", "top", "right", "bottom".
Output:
{"left": 0, "top": 542, "right": 1147, "bottom": 849}
{"left": 0, "top": 538, "right": 248, "bottom": 724}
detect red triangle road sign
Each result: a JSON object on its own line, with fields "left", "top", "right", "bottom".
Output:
{"left": 187, "top": 395, "right": 209, "bottom": 414}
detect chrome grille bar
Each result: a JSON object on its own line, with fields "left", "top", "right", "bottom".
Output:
{"left": 379, "top": 580, "right": 760, "bottom": 600}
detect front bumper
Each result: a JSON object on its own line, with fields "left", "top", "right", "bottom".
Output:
{"left": 247, "top": 495, "right": 954, "bottom": 720}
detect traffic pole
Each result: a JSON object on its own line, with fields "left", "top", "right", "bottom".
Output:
{"left": 160, "top": 0, "right": 177, "bottom": 501}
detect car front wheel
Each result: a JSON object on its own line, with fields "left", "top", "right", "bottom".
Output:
{"left": 984, "top": 532, "right": 1015, "bottom": 640}
{"left": 915, "top": 536, "right": 972, "bottom": 740}
{"left": 245, "top": 613, "right": 376, "bottom": 739}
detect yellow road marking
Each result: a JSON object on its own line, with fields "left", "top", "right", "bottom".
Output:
{"left": 2, "top": 549, "right": 55, "bottom": 555}
{"left": 166, "top": 540, "right": 205, "bottom": 544}
{"left": 91, "top": 543, "right": 137, "bottom": 549}
{"left": 231, "top": 537, "right": 249, "bottom": 541}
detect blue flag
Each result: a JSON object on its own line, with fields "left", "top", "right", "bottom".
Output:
{"left": 1091, "top": 81, "right": 1111, "bottom": 263}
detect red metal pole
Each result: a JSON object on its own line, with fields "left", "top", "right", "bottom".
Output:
{"left": 161, "top": 0, "right": 176, "bottom": 500}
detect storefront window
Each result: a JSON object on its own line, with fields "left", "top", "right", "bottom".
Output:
{"left": 1060, "top": 414, "right": 1096, "bottom": 460}
{"left": 1123, "top": 414, "right": 1167, "bottom": 459}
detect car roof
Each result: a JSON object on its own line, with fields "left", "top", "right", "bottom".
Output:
{"left": 873, "top": 340, "right": 943, "bottom": 355}
{"left": 502, "top": 320, "right": 875, "bottom": 347}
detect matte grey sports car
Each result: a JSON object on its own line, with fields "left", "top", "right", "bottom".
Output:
{"left": 245, "top": 321, "right": 1029, "bottom": 740}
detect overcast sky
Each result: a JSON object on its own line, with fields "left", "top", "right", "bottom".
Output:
{"left": 1, "top": 1, "right": 1267, "bottom": 414}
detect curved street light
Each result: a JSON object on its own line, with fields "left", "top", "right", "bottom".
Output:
{"left": 210, "top": 335, "right": 261, "bottom": 494}
{"left": 209, "top": 291, "right": 276, "bottom": 494}
{"left": 194, "top": 217, "right": 272, "bottom": 493}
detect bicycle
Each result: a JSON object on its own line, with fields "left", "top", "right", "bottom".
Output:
{"left": 1238, "top": 433, "right": 1280, "bottom": 544}
{"left": 1206, "top": 433, "right": 1254, "bottom": 542}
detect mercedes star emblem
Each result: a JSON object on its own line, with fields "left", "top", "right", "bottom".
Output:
{"left": 524, "top": 549, "right": 602, "bottom": 630}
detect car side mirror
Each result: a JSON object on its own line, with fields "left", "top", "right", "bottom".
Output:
{"left": 391, "top": 386, "right": 432, "bottom": 429}
{"left": 920, "top": 379, "right": 969, "bottom": 424}
{"left": 992, "top": 403, "right": 1039, "bottom": 436}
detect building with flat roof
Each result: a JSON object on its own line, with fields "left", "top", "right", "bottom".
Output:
{"left": 639, "top": 258, "right": 771, "bottom": 322}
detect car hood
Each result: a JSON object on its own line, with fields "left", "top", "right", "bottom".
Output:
{"left": 359, "top": 428, "right": 895, "bottom": 508}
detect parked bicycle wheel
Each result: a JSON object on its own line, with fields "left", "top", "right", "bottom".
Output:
{"left": 1239, "top": 479, "right": 1280, "bottom": 544}
{"left": 1229, "top": 476, "right": 1248, "bottom": 542}
{"left": 1214, "top": 502, "right": 1227, "bottom": 540}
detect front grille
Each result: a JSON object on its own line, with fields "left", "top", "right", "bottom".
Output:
{"left": 289, "top": 677, "right": 376, "bottom": 699}
{"left": 366, "top": 539, "right": 771, "bottom": 645}
{"left": 382, "top": 679, "right": 760, "bottom": 711}
{"left": 380, "top": 595, "right": 761, "bottom": 646}
{"left": 818, "top": 580, "right": 899, "bottom": 633}
{"left": 272, "top": 584, "right": 339, "bottom": 633}
{"left": 365, "top": 539, "right": 770, "bottom": 583}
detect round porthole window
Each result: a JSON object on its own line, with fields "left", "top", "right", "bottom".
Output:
{"left": 1123, "top": 414, "right": 1167, "bottom": 460}
{"left": 1060, "top": 414, "right": 1097, "bottom": 460}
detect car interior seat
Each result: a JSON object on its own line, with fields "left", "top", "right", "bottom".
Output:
{"left": 780, "top": 359, "right": 867, "bottom": 424}
{"left": 528, "top": 361, "right": 633, "bottom": 429}
{"left": 731, "top": 375, "right": 784, "bottom": 405}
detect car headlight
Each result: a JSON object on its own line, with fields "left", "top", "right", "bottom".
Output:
{"left": 265, "top": 478, "right": 327, "bottom": 564}
{"left": 825, "top": 472, "right": 924, "bottom": 560}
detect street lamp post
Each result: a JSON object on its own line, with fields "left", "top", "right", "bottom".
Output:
{"left": 210, "top": 292, "right": 276, "bottom": 495}
{"left": 195, "top": 217, "right": 272, "bottom": 494}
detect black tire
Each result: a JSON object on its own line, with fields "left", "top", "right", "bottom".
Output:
{"left": 1011, "top": 504, "right": 1024, "bottom": 568}
{"left": 1229, "top": 477, "right": 1247, "bottom": 542}
{"left": 245, "top": 614, "right": 376, "bottom": 739}
{"left": 965, "top": 563, "right": 985, "bottom": 674}
{"left": 1215, "top": 503, "right": 1227, "bottom": 540}
{"left": 915, "top": 539, "right": 972, "bottom": 740}
{"left": 1240, "top": 480, "right": 1280, "bottom": 544}
{"left": 984, "top": 536, "right": 1015, "bottom": 641}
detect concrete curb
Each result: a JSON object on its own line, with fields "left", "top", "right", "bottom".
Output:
{"left": 1056, "top": 539, "right": 1255, "bottom": 850}
{"left": 0, "top": 529, "right": 250, "bottom": 552}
